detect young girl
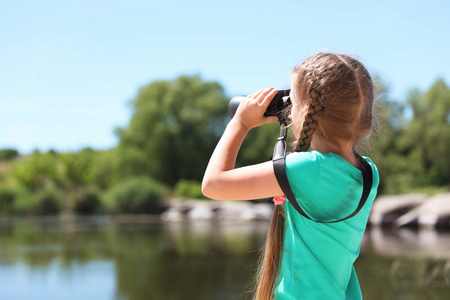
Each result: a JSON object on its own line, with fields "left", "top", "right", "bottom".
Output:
{"left": 202, "top": 52, "right": 379, "bottom": 299}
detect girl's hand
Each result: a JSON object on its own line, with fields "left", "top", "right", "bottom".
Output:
{"left": 202, "top": 87, "right": 283, "bottom": 200}
{"left": 233, "top": 87, "right": 279, "bottom": 130}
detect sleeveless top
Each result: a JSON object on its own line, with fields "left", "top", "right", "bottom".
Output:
{"left": 273, "top": 151, "right": 379, "bottom": 299}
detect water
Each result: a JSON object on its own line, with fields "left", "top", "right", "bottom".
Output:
{"left": 0, "top": 217, "right": 449, "bottom": 300}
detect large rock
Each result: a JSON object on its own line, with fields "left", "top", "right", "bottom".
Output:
{"left": 369, "top": 194, "right": 428, "bottom": 226}
{"left": 394, "top": 193, "right": 450, "bottom": 229}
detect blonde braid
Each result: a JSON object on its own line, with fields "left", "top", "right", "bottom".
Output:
{"left": 295, "top": 79, "right": 326, "bottom": 151}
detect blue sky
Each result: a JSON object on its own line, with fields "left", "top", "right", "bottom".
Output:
{"left": 1, "top": 0, "right": 449, "bottom": 154}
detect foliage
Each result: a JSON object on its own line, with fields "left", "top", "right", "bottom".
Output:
{"left": 116, "top": 75, "right": 229, "bottom": 185}
{"left": 237, "top": 122, "right": 281, "bottom": 166}
{"left": 60, "top": 148, "right": 95, "bottom": 189}
{"left": 0, "top": 149, "right": 19, "bottom": 161}
{"left": 0, "top": 186, "right": 16, "bottom": 215}
{"left": 401, "top": 79, "right": 450, "bottom": 186}
{"left": 11, "top": 152, "right": 59, "bottom": 192}
{"left": 174, "top": 180, "right": 206, "bottom": 199}
{"left": 1, "top": 75, "right": 449, "bottom": 216}
{"left": 91, "top": 149, "right": 121, "bottom": 190}
{"left": 106, "top": 177, "right": 168, "bottom": 214}
{"left": 72, "top": 186, "right": 102, "bottom": 215}
{"left": 11, "top": 188, "right": 34, "bottom": 215}
{"left": 34, "top": 188, "right": 63, "bottom": 215}
{"left": 370, "top": 77, "right": 450, "bottom": 194}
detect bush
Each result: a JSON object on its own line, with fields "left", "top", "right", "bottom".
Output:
{"left": 72, "top": 186, "right": 102, "bottom": 215}
{"left": 91, "top": 149, "right": 120, "bottom": 190}
{"left": 11, "top": 188, "right": 34, "bottom": 215}
{"left": 107, "top": 177, "right": 167, "bottom": 214}
{"left": 0, "top": 149, "right": 19, "bottom": 161}
{"left": 11, "top": 152, "right": 59, "bottom": 191}
{"left": 174, "top": 180, "right": 206, "bottom": 199}
{"left": 0, "top": 186, "right": 16, "bottom": 214}
{"left": 34, "top": 188, "right": 63, "bottom": 215}
{"left": 60, "top": 149, "right": 95, "bottom": 188}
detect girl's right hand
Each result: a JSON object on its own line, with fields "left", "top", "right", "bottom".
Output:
{"left": 233, "top": 87, "right": 279, "bottom": 130}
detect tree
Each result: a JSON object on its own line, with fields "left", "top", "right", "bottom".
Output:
{"left": 11, "top": 152, "right": 59, "bottom": 192}
{"left": 237, "top": 121, "right": 281, "bottom": 166}
{"left": 368, "top": 76, "right": 408, "bottom": 194}
{"left": 116, "top": 75, "right": 229, "bottom": 185}
{"left": 0, "top": 149, "right": 19, "bottom": 161}
{"left": 401, "top": 79, "right": 450, "bottom": 187}
{"left": 59, "top": 148, "right": 95, "bottom": 189}
{"left": 370, "top": 77, "right": 450, "bottom": 194}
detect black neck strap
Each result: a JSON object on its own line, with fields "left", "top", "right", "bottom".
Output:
{"left": 272, "top": 123, "right": 373, "bottom": 223}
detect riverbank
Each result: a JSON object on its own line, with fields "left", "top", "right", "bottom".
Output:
{"left": 370, "top": 192, "right": 450, "bottom": 229}
{"left": 160, "top": 198, "right": 274, "bottom": 222}
{"left": 161, "top": 193, "right": 450, "bottom": 229}
{"left": 1, "top": 193, "right": 448, "bottom": 229}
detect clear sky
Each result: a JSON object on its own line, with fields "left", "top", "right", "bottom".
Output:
{"left": 1, "top": 0, "right": 449, "bottom": 154}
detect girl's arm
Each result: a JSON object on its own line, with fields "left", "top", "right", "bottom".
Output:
{"left": 202, "top": 88, "right": 283, "bottom": 200}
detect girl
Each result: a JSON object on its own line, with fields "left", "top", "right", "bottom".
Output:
{"left": 202, "top": 52, "right": 379, "bottom": 299}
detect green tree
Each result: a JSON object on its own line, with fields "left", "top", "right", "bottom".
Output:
{"left": 400, "top": 79, "right": 450, "bottom": 187}
{"left": 60, "top": 148, "right": 95, "bottom": 189}
{"left": 116, "top": 75, "right": 228, "bottom": 185}
{"left": 368, "top": 76, "right": 409, "bottom": 194}
{"left": 237, "top": 121, "right": 281, "bottom": 166}
{"left": 11, "top": 152, "right": 59, "bottom": 192}
{"left": 106, "top": 177, "right": 167, "bottom": 214}
{"left": 370, "top": 77, "right": 450, "bottom": 194}
{"left": 0, "top": 149, "right": 19, "bottom": 161}
{"left": 91, "top": 149, "right": 121, "bottom": 190}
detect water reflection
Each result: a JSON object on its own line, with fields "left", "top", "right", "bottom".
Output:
{"left": 358, "top": 227, "right": 450, "bottom": 300}
{"left": 368, "top": 227, "right": 450, "bottom": 260}
{"left": 0, "top": 217, "right": 449, "bottom": 300}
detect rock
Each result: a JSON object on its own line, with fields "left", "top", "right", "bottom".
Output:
{"left": 188, "top": 205, "right": 215, "bottom": 220}
{"left": 161, "top": 198, "right": 274, "bottom": 222}
{"left": 252, "top": 203, "right": 275, "bottom": 220}
{"left": 160, "top": 208, "right": 184, "bottom": 222}
{"left": 395, "top": 193, "right": 450, "bottom": 229}
{"left": 369, "top": 194, "right": 428, "bottom": 226}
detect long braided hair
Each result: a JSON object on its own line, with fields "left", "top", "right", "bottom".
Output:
{"left": 252, "top": 53, "right": 374, "bottom": 300}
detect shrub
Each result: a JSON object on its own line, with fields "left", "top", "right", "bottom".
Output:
{"left": 11, "top": 188, "right": 34, "bottom": 215}
{"left": 60, "top": 149, "right": 95, "bottom": 188}
{"left": 107, "top": 177, "right": 167, "bottom": 214}
{"left": 11, "top": 153, "right": 59, "bottom": 191}
{"left": 34, "top": 188, "right": 63, "bottom": 215}
{"left": 174, "top": 180, "right": 206, "bottom": 199}
{"left": 72, "top": 186, "right": 102, "bottom": 215}
{"left": 0, "top": 149, "right": 19, "bottom": 161}
{"left": 0, "top": 186, "right": 16, "bottom": 214}
{"left": 91, "top": 149, "right": 120, "bottom": 190}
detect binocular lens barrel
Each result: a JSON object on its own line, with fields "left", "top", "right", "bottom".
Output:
{"left": 228, "top": 89, "right": 291, "bottom": 120}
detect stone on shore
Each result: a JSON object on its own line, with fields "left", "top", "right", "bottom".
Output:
{"left": 394, "top": 193, "right": 450, "bottom": 229}
{"left": 160, "top": 198, "right": 274, "bottom": 222}
{"left": 369, "top": 194, "right": 428, "bottom": 226}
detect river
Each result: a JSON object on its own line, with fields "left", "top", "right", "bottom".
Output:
{"left": 0, "top": 217, "right": 449, "bottom": 299}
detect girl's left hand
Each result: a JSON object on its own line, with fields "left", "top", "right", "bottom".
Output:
{"left": 233, "top": 87, "right": 279, "bottom": 130}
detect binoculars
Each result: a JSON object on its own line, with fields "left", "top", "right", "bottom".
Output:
{"left": 228, "top": 89, "right": 291, "bottom": 122}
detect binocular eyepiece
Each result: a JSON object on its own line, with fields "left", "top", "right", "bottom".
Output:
{"left": 228, "top": 89, "right": 291, "bottom": 123}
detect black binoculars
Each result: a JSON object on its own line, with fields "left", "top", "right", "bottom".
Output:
{"left": 228, "top": 89, "right": 291, "bottom": 122}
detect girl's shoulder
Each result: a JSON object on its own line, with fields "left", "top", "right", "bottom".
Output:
{"left": 287, "top": 151, "right": 378, "bottom": 172}
{"left": 285, "top": 151, "right": 322, "bottom": 180}
{"left": 286, "top": 151, "right": 379, "bottom": 183}
{"left": 285, "top": 150, "right": 336, "bottom": 171}
{"left": 285, "top": 150, "right": 320, "bottom": 165}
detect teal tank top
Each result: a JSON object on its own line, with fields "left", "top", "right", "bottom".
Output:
{"left": 273, "top": 151, "right": 379, "bottom": 299}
